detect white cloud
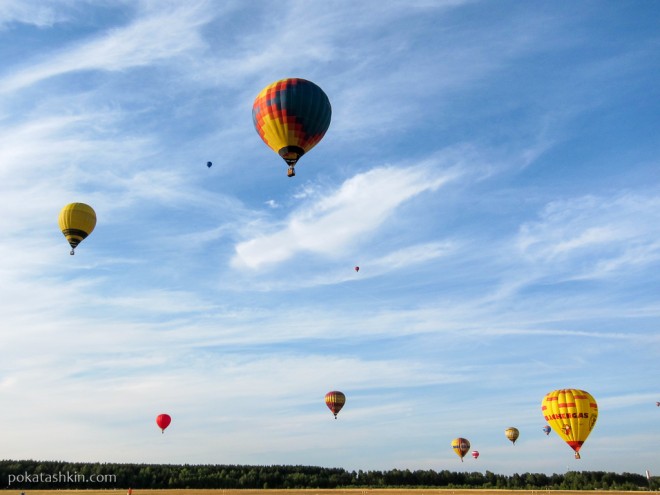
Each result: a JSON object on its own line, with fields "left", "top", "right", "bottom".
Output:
{"left": 0, "top": 1, "right": 211, "bottom": 93}
{"left": 232, "top": 162, "right": 459, "bottom": 269}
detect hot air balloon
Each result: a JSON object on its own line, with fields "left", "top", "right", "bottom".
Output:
{"left": 541, "top": 389, "right": 598, "bottom": 459}
{"left": 58, "top": 203, "right": 96, "bottom": 255}
{"left": 252, "top": 78, "right": 331, "bottom": 177}
{"left": 207, "top": 161, "right": 212, "bottom": 168}
{"left": 543, "top": 425, "right": 552, "bottom": 435}
{"left": 354, "top": 266, "right": 360, "bottom": 272}
{"left": 471, "top": 450, "right": 480, "bottom": 459}
{"left": 156, "top": 413, "right": 171, "bottom": 433}
{"left": 325, "top": 391, "right": 345, "bottom": 419}
{"left": 505, "top": 427, "right": 519, "bottom": 445}
{"left": 451, "top": 437, "right": 470, "bottom": 462}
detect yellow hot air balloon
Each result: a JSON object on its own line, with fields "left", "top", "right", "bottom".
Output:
{"left": 58, "top": 203, "right": 96, "bottom": 255}
{"left": 451, "top": 437, "right": 470, "bottom": 462}
{"left": 541, "top": 389, "right": 598, "bottom": 459}
{"left": 505, "top": 427, "right": 519, "bottom": 445}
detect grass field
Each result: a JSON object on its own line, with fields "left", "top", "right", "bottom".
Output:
{"left": 0, "top": 489, "right": 655, "bottom": 495}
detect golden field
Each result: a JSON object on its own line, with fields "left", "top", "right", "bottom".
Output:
{"left": 0, "top": 489, "right": 655, "bottom": 495}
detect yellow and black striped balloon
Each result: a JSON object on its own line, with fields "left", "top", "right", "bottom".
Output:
{"left": 58, "top": 203, "right": 96, "bottom": 255}
{"left": 252, "top": 78, "right": 331, "bottom": 177}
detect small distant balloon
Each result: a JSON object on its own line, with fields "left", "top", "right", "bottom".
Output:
{"left": 543, "top": 425, "right": 552, "bottom": 435}
{"left": 58, "top": 202, "right": 96, "bottom": 255}
{"left": 472, "top": 450, "right": 480, "bottom": 459}
{"left": 354, "top": 266, "right": 360, "bottom": 272}
{"left": 505, "top": 427, "right": 519, "bottom": 445}
{"left": 207, "top": 161, "right": 212, "bottom": 168}
{"left": 325, "top": 391, "right": 346, "bottom": 419}
{"left": 451, "top": 437, "right": 470, "bottom": 462}
{"left": 156, "top": 413, "right": 171, "bottom": 433}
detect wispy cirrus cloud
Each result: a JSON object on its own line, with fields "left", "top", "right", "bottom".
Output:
{"left": 231, "top": 161, "right": 460, "bottom": 269}
{"left": 0, "top": 1, "right": 211, "bottom": 94}
{"left": 516, "top": 191, "right": 660, "bottom": 279}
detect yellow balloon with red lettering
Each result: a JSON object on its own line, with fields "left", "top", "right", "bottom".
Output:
{"left": 541, "top": 389, "right": 598, "bottom": 459}
{"left": 451, "top": 437, "right": 470, "bottom": 462}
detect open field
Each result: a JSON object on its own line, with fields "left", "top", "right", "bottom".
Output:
{"left": 1, "top": 490, "right": 656, "bottom": 495}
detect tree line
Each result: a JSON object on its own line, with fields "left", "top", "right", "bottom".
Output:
{"left": 1, "top": 460, "right": 657, "bottom": 490}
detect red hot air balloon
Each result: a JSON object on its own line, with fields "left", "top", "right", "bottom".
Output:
{"left": 354, "top": 266, "right": 360, "bottom": 272}
{"left": 325, "top": 391, "right": 346, "bottom": 419}
{"left": 156, "top": 414, "right": 171, "bottom": 433}
{"left": 472, "top": 450, "right": 480, "bottom": 459}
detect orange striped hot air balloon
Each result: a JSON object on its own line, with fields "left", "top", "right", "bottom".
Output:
{"left": 252, "top": 78, "right": 331, "bottom": 177}
{"left": 325, "top": 391, "right": 345, "bottom": 419}
{"left": 541, "top": 389, "right": 598, "bottom": 459}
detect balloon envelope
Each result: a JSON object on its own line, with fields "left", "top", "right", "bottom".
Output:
{"left": 325, "top": 391, "right": 345, "bottom": 418}
{"left": 543, "top": 425, "right": 552, "bottom": 435}
{"left": 252, "top": 78, "right": 331, "bottom": 177}
{"left": 156, "top": 413, "right": 171, "bottom": 433}
{"left": 541, "top": 389, "right": 598, "bottom": 459}
{"left": 451, "top": 437, "right": 470, "bottom": 462}
{"left": 505, "top": 427, "right": 519, "bottom": 444}
{"left": 354, "top": 266, "right": 359, "bottom": 272}
{"left": 471, "top": 450, "right": 480, "bottom": 459}
{"left": 58, "top": 203, "right": 96, "bottom": 255}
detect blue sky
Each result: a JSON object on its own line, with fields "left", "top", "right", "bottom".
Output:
{"left": 0, "top": 0, "right": 658, "bottom": 477}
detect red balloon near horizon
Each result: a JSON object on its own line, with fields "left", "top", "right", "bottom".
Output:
{"left": 156, "top": 413, "right": 171, "bottom": 433}
{"left": 472, "top": 450, "right": 480, "bottom": 459}
{"left": 354, "top": 266, "right": 359, "bottom": 272}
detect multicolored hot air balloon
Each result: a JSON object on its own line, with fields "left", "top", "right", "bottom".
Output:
{"left": 505, "top": 427, "right": 519, "bottom": 445}
{"left": 252, "top": 78, "right": 331, "bottom": 177}
{"left": 451, "top": 437, "right": 470, "bottom": 462}
{"left": 471, "top": 450, "right": 480, "bottom": 459}
{"left": 543, "top": 425, "right": 552, "bottom": 436}
{"left": 156, "top": 413, "right": 171, "bottom": 434}
{"left": 541, "top": 389, "right": 598, "bottom": 459}
{"left": 58, "top": 203, "right": 96, "bottom": 255}
{"left": 325, "top": 391, "right": 345, "bottom": 419}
